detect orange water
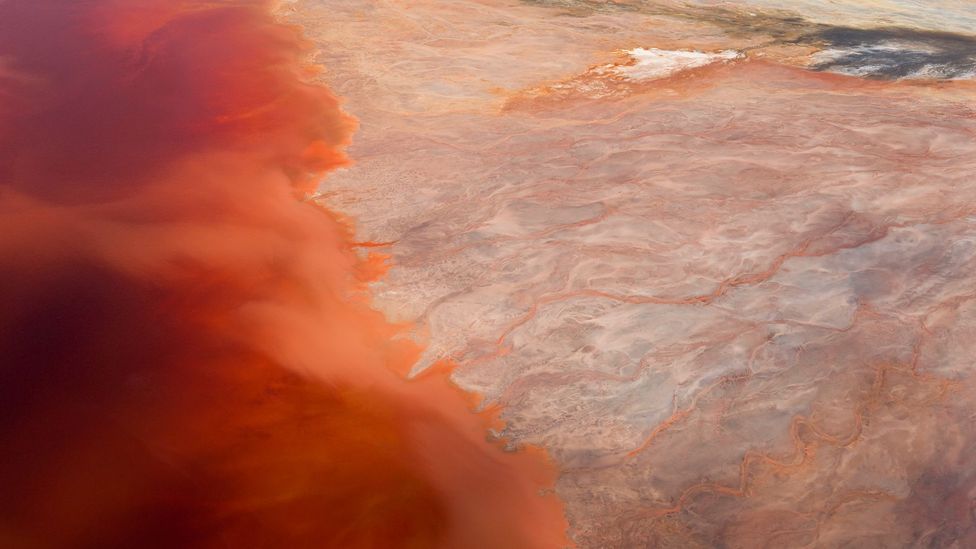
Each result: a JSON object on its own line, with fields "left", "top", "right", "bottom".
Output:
{"left": 0, "top": 1, "right": 569, "bottom": 547}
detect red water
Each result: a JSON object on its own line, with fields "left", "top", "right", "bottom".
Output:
{"left": 0, "top": 1, "right": 568, "bottom": 547}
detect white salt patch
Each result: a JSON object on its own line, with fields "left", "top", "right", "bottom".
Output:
{"left": 613, "top": 48, "right": 742, "bottom": 81}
